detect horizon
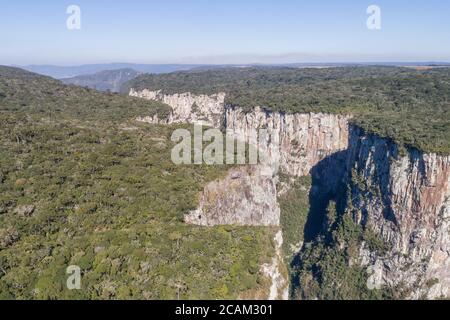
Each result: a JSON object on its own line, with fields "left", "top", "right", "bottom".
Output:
{"left": 11, "top": 61, "right": 450, "bottom": 69}
{"left": 1, "top": 0, "right": 449, "bottom": 65}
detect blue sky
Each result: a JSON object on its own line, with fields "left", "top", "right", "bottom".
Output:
{"left": 0, "top": 0, "right": 449, "bottom": 65}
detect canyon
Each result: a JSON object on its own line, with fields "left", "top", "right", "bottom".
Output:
{"left": 131, "top": 89, "right": 450, "bottom": 300}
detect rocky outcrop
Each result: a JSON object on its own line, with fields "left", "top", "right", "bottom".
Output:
{"left": 185, "top": 165, "right": 280, "bottom": 226}
{"left": 130, "top": 89, "right": 225, "bottom": 128}
{"left": 132, "top": 89, "right": 350, "bottom": 177}
{"left": 347, "top": 127, "right": 450, "bottom": 299}
{"left": 13, "top": 205, "right": 35, "bottom": 217}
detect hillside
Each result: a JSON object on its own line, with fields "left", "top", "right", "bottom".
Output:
{"left": 124, "top": 66, "right": 450, "bottom": 154}
{"left": 0, "top": 66, "right": 170, "bottom": 121}
{"left": 62, "top": 69, "right": 141, "bottom": 92}
{"left": 0, "top": 66, "right": 275, "bottom": 299}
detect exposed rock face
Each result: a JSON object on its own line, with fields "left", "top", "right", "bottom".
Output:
{"left": 132, "top": 89, "right": 350, "bottom": 177}
{"left": 130, "top": 89, "right": 225, "bottom": 127}
{"left": 13, "top": 205, "right": 35, "bottom": 217}
{"left": 225, "top": 106, "right": 350, "bottom": 177}
{"left": 185, "top": 165, "right": 280, "bottom": 226}
{"left": 347, "top": 127, "right": 450, "bottom": 299}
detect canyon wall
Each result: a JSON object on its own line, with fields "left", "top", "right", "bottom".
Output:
{"left": 347, "top": 127, "right": 450, "bottom": 299}
{"left": 131, "top": 89, "right": 450, "bottom": 299}
{"left": 185, "top": 165, "right": 280, "bottom": 226}
{"left": 132, "top": 89, "right": 350, "bottom": 177}
{"left": 130, "top": 89, "right": 225, "bottom": 127}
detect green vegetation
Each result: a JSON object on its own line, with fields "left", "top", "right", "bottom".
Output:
{"left": 0, "top": 66, "right": 275, "bottom": 299}
{"left": 291, "top": 169, "right": 394, "bottom": 300}
{"left": 278, "top": 175, "right": 311, "bottom": 298}
{"left": 125, "top": 66, "right": 450, "bottom": 154}
{"left": 277, "top": 174, "right": 391, "bottom": 300}
{"left": 0, "top": 66, "right": 171, "bottom": 121}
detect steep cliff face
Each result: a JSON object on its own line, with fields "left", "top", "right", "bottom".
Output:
{"left": 130, "top": 89, "right": 225, "bottom": 127}
{"left": 131, "top": 88, "right": 450, "bottom": 299}
{"left": 225, "top": 106, "right": 350, "bottom": 177}
{"left": 185, "top": 166, "right": 280, "bottom": 226}
{"left": 260, "top": 231, "right": 290, "bottom": 300}
{"left": 347, "top": 127, "right": 450, "bottom": 299}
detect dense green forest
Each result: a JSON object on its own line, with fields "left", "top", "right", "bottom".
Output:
{"left": 125, "top": 66, "right": 450, "bottom": 154}
{"left": 0, "top": 66, "right": 275, "bottom": 299}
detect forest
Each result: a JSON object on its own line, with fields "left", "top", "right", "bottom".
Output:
{"left": 2, "top": 64, "right": 449, "bottom": 300}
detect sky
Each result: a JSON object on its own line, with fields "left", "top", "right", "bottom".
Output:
{"left": 0, "top": 0, "right": 449, "bottom": 65}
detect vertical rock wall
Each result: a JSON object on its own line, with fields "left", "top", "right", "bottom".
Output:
{"left": 347, "top": 127, "right": 450, "bottom": 299}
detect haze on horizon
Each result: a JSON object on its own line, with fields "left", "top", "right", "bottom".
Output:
{"left": 1, "top": 0, "right": 449, "bottom": 66}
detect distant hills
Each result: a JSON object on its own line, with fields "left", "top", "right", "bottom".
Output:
{"left": 0, "top": 65, "right": 170, "bottom": 119}
{"left": 17, "top": 62, "right": 450, "bottom": 80}
{"left": 62, "top": 68, "right": 141, "bottom": 92}
{"left": 19, "top": 63, "right": 203, "bottom": 79}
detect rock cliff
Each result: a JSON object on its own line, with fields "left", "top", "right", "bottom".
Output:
{"left": 131, "top": 88, "right": 450, "bottom": 299}
{"left": 184, "top": 165, "right": 289, "bottom": 300}
{"left": 260, "top": 231, "right": 290, "bottom": 300}
{"left": 132, "top": 89, "right": 350, "bottom": 177}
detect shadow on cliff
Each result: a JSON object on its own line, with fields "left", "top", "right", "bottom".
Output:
{"left": 302, "top": 150, "right": 349, "bottom": 243}
{"left": 299, "top": 128, "right": 400, "bottom": 245}
{"left": 289, "top": 149, "right": 349, "bottom": 298}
